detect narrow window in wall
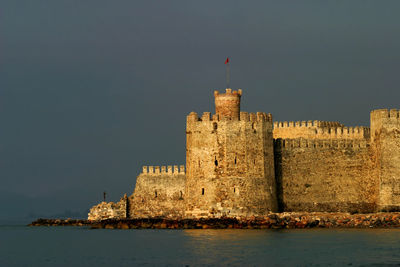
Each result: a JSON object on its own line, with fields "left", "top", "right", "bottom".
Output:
{"left": 234, "top": 187, "right": 236, "bottom": 193}
{"left": 198, "top": 160, "right": 201, "bottom": 168}
{"left": 202, "top": 188, "right": 205, "bottom": 195}
{"left": 213, "top": 122, "right": 218, "bottom": 130}
{"left": 253, "top": 159, "right": 256, "bottom": 165}
{"left": 214, "top": 156, "right": 218, "bottom": 166}
{"left": 234, "top": 156, "right": 237, "bottom": 165}
{"left": 180, "top": 191, "right": 183, "bottom": 198}
{"left": 155, "top": 190, "right": 157, "bottom": 198}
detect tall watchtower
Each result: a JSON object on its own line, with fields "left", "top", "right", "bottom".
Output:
{"left": 185, "top": 89, "right": 278, "bottom": 218}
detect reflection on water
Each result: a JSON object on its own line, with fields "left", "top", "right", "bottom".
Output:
{"left": 183, "top": 229, "right": 400, "bottom": 266}
{"left": 2, "top": 226, "right": 400, "bottom": 266}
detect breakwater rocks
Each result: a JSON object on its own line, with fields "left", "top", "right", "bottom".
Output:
{"left": 29, "top": 213, "right": 400, "bottom": 229}
{"left": 29, "top": 218, "right": 91, "bottom": 227}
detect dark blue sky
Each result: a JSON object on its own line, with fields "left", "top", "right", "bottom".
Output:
{"left": 2, "top": 1, "right": 400, "bottom": 220}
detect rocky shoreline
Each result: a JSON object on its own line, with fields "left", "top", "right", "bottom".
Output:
{"left": 28, "top": 212, "right": 400, "bottom": 229}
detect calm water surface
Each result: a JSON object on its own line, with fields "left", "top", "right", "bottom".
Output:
{"left": 1, "top": 225, "right": 400, "bottom": 266}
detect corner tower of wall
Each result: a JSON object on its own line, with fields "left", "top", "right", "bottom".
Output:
{"left": 371, "top": 109, "right": 400, "bottom": 211}
{"left": 185, "top": 89, "right": 277, "bottom": 218}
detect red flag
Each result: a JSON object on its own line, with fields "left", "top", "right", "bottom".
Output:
{"left": 225, "top": 57, "right": 229, "bottom": 64}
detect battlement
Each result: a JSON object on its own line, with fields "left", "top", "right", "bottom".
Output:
{"left": 274, "top": 138, "right": 369, "bottom": 149}
{"left": 187, "top": 111, "right": 272, "bottom": 123}
{"left": 371, "top": 109, "right": 400, "bottom": 119}
{"left": 273, "top": 119, "right": 370, "bottom": 140}
{"left": 141, "top": 165, "right": 185, "bottom": 175}
{"left": 213, "top": 88, "right": 243, "bottom": 96}
{"left": 274, "top": 120, "right": 343, "bottom": 128}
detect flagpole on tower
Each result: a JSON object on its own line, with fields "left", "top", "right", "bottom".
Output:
{"left": 225, "top": 57, "right": 230, "bottom": 89}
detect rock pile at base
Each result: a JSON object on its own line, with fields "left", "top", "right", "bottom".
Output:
{"left": 29, "top": 218, "right": 91, "bottom": 227}
{"left": 29, "top": 212, "right": 400, "bottom": 229}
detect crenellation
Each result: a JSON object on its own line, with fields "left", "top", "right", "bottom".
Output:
{"left": 202, "top": 112, "right": 211, "bottom": 121}
{"left": 240, "top": 111, "right": 249, "bottom": 121}
{"left": 141, "top": 165, "right": 184, "bottom": 175}
{"left": 212, "top": 114, "right": 219, "bottom": 121}
{"left": 390, "top": 109, "right": 399, "bottom": 118}
{"left": 179, "top": 165, "right": 185, "bottom": 174}
{"left": 249, "top": 113, "right": 257, "bottom": 122}
{"left": 142, "top": 166, "right": 148, "bottom": 174}
{"left": 257, "top": 112, "right": 265, "bottom": 122}
{"left": 274, "top": 119, "right": 370, "bottom": 140}
{"left": 187, "top": 111, "right": 199, "bottom": 120}
{"left": 266, "top": 113, "right": 273, "bottom": 122}
{"left": 372, "top": 109, "right": 389, "bottom": 118}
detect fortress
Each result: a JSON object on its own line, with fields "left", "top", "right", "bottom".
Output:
{"left": 88, "top": 88, "right": 400, "bottom": 220}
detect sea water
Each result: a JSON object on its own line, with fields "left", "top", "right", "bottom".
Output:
{"left": 1, "top": 225, "right": 400, "bottom": 266}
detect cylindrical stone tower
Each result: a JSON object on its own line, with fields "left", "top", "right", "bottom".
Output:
{"left": 214, "top": 88, "right": 242, "bottom": 120}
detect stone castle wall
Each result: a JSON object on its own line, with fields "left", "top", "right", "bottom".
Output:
{"left": 371, "top": 109, "right": 400, "bottom": 211}
{"left": 185, "top": 109, "right": 277, "bottom": 218}
{"left": 274, "top": 138, "right": 378, "bottom": 213}
{"left": 129, "top": 165, "right": 186, "bottom": 218}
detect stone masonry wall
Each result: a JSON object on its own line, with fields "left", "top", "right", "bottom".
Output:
{"left": 371, "top": 109, "right": 400, "bottom": 211}
{"left": 88, "top": 195, "right": 128, "bottom": 221}
{"left": 274, "top": 138, "right": 378, "bottom": 213}
{"left": 129, "top": 165, "right": 186, "bottom": 218}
